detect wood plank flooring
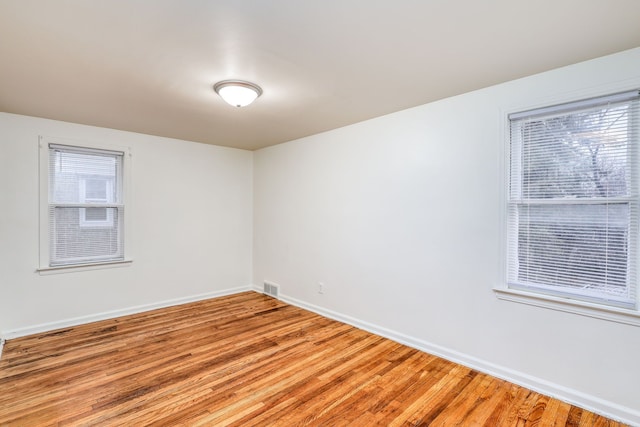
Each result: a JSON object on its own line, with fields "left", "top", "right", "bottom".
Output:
{"left": 0, "top": 292, "right": 627, "bottom": 426}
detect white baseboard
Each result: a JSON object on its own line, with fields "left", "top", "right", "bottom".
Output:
{"left": 2, "top": 285, "right": 637, "bottom": 425}
{"left": 0, "top": 285, "right": 252, "bottom": 341}
{"left": 278, "top": 293, "right": 640, "bottom": 427}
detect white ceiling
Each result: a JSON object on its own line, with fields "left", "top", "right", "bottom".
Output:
{"left": 1, "top": 1, "right": 639, "bottom": 150}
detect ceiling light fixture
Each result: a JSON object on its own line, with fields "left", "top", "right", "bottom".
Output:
{"left": 213, "top": 80, "right": 263, "bottom": 108}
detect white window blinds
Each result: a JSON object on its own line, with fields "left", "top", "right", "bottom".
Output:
{"left": 507, "top": 90, "right": 640, "bottom": 308}
{"left": 48, "top": 144, "right": 124, "bottom": 266}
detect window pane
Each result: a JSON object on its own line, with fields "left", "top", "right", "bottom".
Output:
{"left": 50, "top": 207, "right": 123, "bottom": 265}
{"left": 508, "top": 92, "right": 639, "bottom": 307}
{"left": 515, "top": 203, "right": 630, "bottom": 300}
{"left": 84, "top": 207, "right": 108, "bottom": 221}
{"left": 85, "top": 179, "right": 108, "bottom": 200}
{"left": 50, "top": 149, "right": 119, "bottom": 204}
{"left": 515, "top": 103, "right": 631, "bottom": 199}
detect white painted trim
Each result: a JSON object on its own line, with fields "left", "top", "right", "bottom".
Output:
{"left": 497, "top": 78, "right": 640, "bottom": 329}
{"left": 38, "top": 136, "right": 134, "bottom": 270}
{"left": 278, "top": 292, "right": 640, "bottom": 426}
{"left": 37, "top": 259, "right": 133, "bottom": 275}
{"left": 494, "top": 288, "right": 640, "bottom": 327}
{"left": 0, "top": 285, "right": 251, "bottom": 340}
{"left": 3, "top": 285, "right": 637, "bottom": 424}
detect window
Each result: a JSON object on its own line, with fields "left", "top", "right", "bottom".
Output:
{"left": 39, "top": 138, "right": 131, "bottom": 270}
{"left": 79, "top": 176, "right": 115, "bottom": 227}
{"left": 507, "top": 90, "right": 640, "bottom": 309}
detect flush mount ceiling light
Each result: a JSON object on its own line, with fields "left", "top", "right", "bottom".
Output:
{"left": 213, "top": 80, "right": 263, "bottom": 108}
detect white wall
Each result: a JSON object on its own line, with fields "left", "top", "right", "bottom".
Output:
{"left": 2, "top": 48, "right": 639, "bottom": 423}
{"left": 253, "top": 48, "right": 640, "bottom": 423}
{"left": 0, "top": 113, "right": 253, "bottom": 336}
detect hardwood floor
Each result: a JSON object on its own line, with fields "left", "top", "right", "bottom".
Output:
{"left": 0, "top": 292, "right": 626, "bottom": 426}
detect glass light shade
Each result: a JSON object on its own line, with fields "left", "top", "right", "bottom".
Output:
{"left": 214, "top": 80, "right": 262, "bottom": 107}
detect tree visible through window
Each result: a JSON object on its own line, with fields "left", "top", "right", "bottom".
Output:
{"left": 508, "top": 90, "right": 639, "bottom": 308}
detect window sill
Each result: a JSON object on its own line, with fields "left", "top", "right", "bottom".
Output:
{"left": 37, "top": 259, "right": 133, "bottom": 275}
{"left": 493, "top": 287, "right": 640, "bottom": 327}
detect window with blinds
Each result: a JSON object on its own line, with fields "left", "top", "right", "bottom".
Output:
{"left": 508, "top": 90, "right": 640, "bottom": 308}
{"left": 48, "top": 144, "right": 124, "bottom": 266}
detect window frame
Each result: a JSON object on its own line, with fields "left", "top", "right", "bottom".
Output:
{"left": 495, "top": 88, "right": 640, "bottom": 326}
{"left": 38, "top": 136, "right": 133, "bottom": 273}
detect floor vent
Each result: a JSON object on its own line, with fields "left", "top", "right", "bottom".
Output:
{"left": 263, "top": 281, "right": 279, "bottom": 298}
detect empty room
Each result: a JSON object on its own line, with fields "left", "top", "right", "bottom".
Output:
{"left": 1, "top": 1, "right": 640, "bottom": 425}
